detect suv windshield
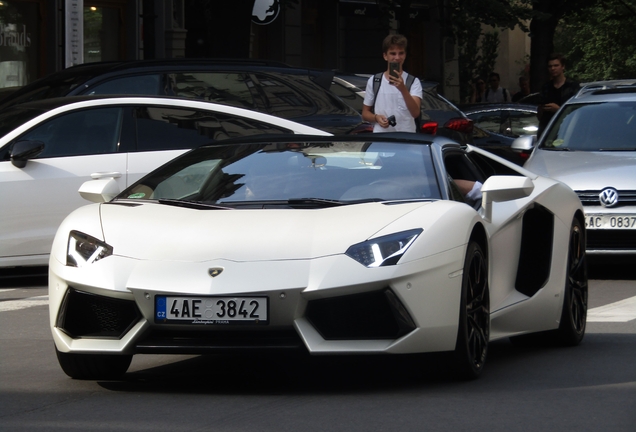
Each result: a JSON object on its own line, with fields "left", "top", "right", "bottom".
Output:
{"left": 119, "top": 140, "right": 441, "bottom": 206}
{"left": 542, "top": 101, "right": 636, "bottom": 151}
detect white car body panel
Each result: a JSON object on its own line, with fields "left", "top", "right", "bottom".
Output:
{"left": 49, "top": 203, "right": 469, "bottom": 355}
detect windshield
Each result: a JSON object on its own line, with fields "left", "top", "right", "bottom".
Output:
{"left": 541, "top": 101, "right": 636, "bottom": 151}
{"left": 118, "top": 140, "right": 441, "bottom": 207}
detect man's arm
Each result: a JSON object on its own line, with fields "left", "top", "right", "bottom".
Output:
{"left": 362, "top": 104, "right": 389, "bottom": 128}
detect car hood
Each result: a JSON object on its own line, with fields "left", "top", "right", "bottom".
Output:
{"left": 99, "top": 201, "right": 431, "bottom": 262}
{"left": 526, "top": 150, "right": 636, "bottom": 190}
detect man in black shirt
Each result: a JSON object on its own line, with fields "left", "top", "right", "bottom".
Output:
{"left": 512, "top": 76, "right": 530, "bottom": 102}
{"left": 537, "top": 53, "right": 580, "bottom": 135}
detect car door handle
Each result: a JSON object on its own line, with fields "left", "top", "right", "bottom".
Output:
{"left": 91, "top": 172, "right": 122, "bottom": 179}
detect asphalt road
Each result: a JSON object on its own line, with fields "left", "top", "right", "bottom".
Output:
{"left": 1, "top": 263, "right": 635, "bottom": 432}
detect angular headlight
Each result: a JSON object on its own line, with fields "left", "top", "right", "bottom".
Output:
{"left": 345, "top": 229, "right": 422, "bottom": 267}
{"left": 66, "top": 231, "right": 113, "bottom": 267}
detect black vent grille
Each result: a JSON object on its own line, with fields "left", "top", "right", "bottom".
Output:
{"left": 577, "top": 190, "right": 636, "bottom": 207}
{"left": 586, "top": 229, "right": 636, "bottom": 251}
{"left": 305, "top": 289, "right": 415, "bottom": 340}
{"left": 135, "top": 328, "right": 303, "bottom": 354}
{"left": 57, "top": 288, "right": 141, "bottom": 339}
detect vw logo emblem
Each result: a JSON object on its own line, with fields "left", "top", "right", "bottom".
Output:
{"left": 599, "top": 188, "right": 619, "bottom": 207}
{"left": 208, "top": 267, "right": 224, "bottom": 278}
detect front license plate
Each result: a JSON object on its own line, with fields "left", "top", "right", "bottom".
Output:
{"left": 585, "top": 215, "right": 636, "bottom": 230}
{"left": 155, "top": 296, "right": 268, "bottom": 325}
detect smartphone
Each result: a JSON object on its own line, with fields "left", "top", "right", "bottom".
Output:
{"left": 389, "top": 62, "right": 400, "bottom": 79}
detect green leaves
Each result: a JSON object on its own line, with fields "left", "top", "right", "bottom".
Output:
{"left": 555, "top": 0, "right": 636, "bottom": 81}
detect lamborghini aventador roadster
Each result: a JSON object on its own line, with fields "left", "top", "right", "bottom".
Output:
{"left": 48, "top": 133, "right": 588, "bottom": 380}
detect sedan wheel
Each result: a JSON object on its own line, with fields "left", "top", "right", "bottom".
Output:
{"left": 453, "top": 241, "right": 490, "bottom": 379}
{"left": 56, "top": 347, "right": 132, "bottom": 380}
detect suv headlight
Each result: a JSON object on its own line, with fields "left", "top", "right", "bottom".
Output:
{"left": 345, "top": 229, "right": 422, "bottom": 267}
{"left": 66, "top": 231, "right": 113, "bottom": 267}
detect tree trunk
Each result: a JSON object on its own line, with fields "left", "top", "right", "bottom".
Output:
{"left": 529, "top": 0, "right": 565, "bottom": 93}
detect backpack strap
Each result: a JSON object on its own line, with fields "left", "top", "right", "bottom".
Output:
{"left": 372, "top": 72, "right": 383, "bottom": 111}
{"left": 405, "top": 73, "right": 415, "bottom": 91}
{"left": 503, "top": 88, "right": 508, "bottom": 102}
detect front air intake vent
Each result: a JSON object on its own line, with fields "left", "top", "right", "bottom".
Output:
{"left": 305, "top": 289, "right": 415, "bottom": 340}
{"left": 56, "top": 288, "right": 141, "bottom": 339}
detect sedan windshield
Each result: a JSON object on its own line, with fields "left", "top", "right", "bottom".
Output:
{"left": 541, "top": 101, "right": 636, "bottom": 151}
{"left": 119, "top": 140, "right": 442, "bottom": 207}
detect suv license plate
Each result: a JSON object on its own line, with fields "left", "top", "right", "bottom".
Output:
{"left": 585, "top": 215, "right": 636, "bottom": 230}
{"left": 155, "top": 296, "right": 268, "bottom": 324}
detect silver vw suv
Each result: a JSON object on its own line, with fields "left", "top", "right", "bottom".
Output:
{"left": 514, "top": 80, "right": 636, "bottom": 255}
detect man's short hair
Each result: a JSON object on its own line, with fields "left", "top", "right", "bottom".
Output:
{"left": 489, "top": 72, "right": 500, "bottom": 81}
{"left": 548, "top": 53, "right": 566, "bottom": 67}
{"left": 382, "top": 34, "right": 408, "bottom": 53}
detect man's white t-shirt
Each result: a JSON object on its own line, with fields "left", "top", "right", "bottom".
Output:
{"left": 363, "top": 72, "right": 423, "bottom": 133}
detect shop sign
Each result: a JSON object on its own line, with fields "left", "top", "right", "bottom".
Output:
{"left": 65, "top": 0, "right": 84, "bottom": 67}
{"left": 252, "top": 0, "right": 280, "bottom": 25}
{"left": 0, "top": 24, "right": 32, "bottom": 48}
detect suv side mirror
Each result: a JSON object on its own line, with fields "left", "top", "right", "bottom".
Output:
{"left": 10, "top": 140, "right": 45, "bottom": 168}
{"left": 511, "top": 135, "right": 535, "bottom": 153}
{"left": 511, "top": 135, "right": 536, "bottom": 162}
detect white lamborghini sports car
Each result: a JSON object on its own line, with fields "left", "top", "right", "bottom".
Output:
{"left": 48, "top": 133, "right": 588, "bottom": 380}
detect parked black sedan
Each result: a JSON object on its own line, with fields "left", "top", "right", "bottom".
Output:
{"left": 0, "top": 59, "right": 367, "bottom": 135}
{"left": 462, "top": 103, "right": 538, "bottom": 138}
{"left": 459, "top": 103, "right": 538, "bottom": 165}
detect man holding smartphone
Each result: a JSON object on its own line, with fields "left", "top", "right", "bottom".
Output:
{"left": 537, "top": 53, "right": 579, "bottom": 136}
{"left": 362, "top": 34, "right": 422, "bottom": 133}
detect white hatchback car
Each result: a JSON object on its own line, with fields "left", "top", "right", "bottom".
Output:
{"left": 0, "top": 96, "right": 330, "bottom": 269}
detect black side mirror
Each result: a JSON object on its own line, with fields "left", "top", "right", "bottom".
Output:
{"left": 10, "top": 140, "right": 45, "bottom": 168}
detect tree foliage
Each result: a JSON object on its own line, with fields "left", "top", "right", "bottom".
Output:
{"left": 446, "top": 0, "right": 529, "bottom": 102}
{"left": 554, "top": 0, "right": 636, "bottom": 81}
{"left": 362, "top": 0, "right": 636, "bottom": 96}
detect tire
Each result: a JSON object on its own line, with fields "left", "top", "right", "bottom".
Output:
{"left": 56, "top": 347, "right": 132, "bottom": 380}
{"left": 453, "top": 241, "right": 490, "bottom": 379}
{"left": 554, "top": 217, "right": 588, "bottom": 346}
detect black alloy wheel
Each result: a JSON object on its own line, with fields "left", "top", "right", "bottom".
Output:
{"left": 454, "top": 241, "right": 490, "bottom": 379}
{"left": 556, "top": 217, "right": 588, "bottom": 345}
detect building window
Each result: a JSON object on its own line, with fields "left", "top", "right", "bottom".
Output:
{"left": 84, "top": 1, "right": 124, "bottom": 63}
{"left": 0, "top": 0, "right": 42, "bottom": 88}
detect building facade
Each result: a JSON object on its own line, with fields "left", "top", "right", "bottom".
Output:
{"left": 0, "top": 0, "right": 529, "bottom": 104}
